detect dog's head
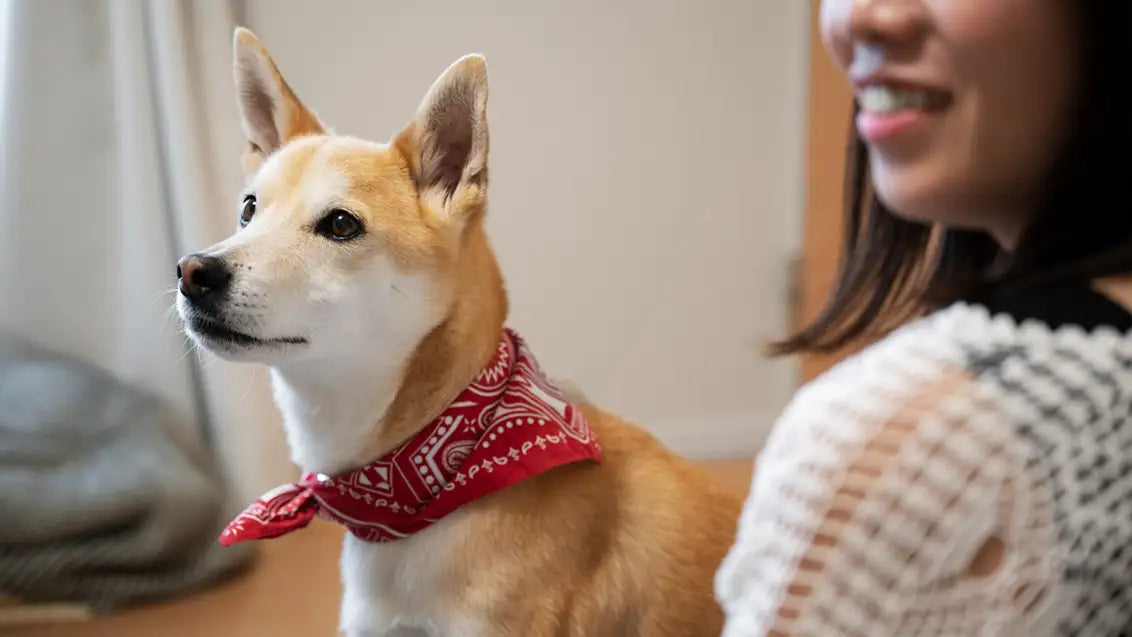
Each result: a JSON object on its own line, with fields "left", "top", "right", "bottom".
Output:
{"left": 177, "top": 28, "right": 492, "bottom": 367}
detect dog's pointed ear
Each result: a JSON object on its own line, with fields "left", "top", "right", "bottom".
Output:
{"left": 395, "top": 54, "right": 489, "bottom": 222}
{"left": 232, "top": 27, "right": 325, "bottom": 174}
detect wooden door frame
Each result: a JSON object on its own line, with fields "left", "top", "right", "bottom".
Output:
{"left": 798, "top": 0, "right": 854, "bottom": 382}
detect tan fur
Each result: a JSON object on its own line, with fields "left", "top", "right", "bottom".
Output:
{"left": 191, "top": 28, "right": 742, "bottom": 636}
{"left": 444, "top": 411, "right": 744, "bottom": 635}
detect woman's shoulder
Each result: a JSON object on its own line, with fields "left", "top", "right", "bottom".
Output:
{"left": 772, "top": 281, "right": 1132, "bottom": 460}
{"left": 820, "top": 281, "right": 1132, "bottom": 395}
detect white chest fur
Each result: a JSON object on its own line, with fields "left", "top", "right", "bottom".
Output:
{"left": 337, "top": 510, "right": 483, "bottom": 637}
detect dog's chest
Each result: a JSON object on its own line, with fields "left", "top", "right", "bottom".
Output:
{"left": 338, "top": 512, "right": 484, "bottom": 637}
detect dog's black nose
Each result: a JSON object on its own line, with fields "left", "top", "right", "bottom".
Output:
{"left": 177, "top": 254, "right": 231, "bottom": 301}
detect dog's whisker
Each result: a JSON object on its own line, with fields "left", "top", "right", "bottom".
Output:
{"left": 239, "top": 366, "right": 259, "bottom": 404}
{"left": 391, "top": 284, "right": 408, "bottom": 299}
{"left": 160, "top": 305, "right": 184, "bottom": 338}
{"left": 151, "top": 286, "right": 180, "bottom": 304}
{"left": 198, "top": 350, "right": 221, "bottom": 373}
{"left": 176, "top": 333, "right": 202, "bottom": 365}
{"left": 176, "top": 345, "right": 194, "bottom": 365}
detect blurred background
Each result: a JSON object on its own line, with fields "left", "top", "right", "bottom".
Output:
{"left": 0, "top": 0, "right": 853, "bottom": 634}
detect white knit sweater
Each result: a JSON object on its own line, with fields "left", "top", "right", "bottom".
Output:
{"left": 716, "top": 289, "right": 1132, "bottom": 636}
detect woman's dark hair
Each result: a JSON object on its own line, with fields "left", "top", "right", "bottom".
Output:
{"left": 774, "top": 1, "right": 1132, "bottom": 356}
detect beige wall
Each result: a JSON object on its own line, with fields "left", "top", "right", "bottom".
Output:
{"left": 242, "top": 0, "right": 810, "bottom": 460}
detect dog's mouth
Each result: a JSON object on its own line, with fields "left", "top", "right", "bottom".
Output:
{"left": 186, "top": 313, "right": 307, "bottom": 348}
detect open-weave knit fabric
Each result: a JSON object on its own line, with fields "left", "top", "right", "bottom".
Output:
{"left": 716, "top": 298, "right": 1132, "bottom": 636}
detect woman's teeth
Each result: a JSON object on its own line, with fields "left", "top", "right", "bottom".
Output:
{"left": 857, "top": 86, "right": 937, "bottom": 114}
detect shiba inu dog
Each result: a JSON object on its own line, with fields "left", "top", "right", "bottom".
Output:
{"left": 175, "top": 27, "right": 741, "bottom": 637}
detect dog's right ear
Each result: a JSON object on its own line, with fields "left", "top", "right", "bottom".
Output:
{"left": 232, "top": 27, "right": 324, "bottom": 175}
{"left": 394, "top": 55, "right": 489, "bottom": 226}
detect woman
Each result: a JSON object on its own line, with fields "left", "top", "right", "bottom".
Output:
{"left": 715, "top": 0, "right": 1132, "bottom": 635}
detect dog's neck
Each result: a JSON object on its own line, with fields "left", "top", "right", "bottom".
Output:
{"left": 270, "top": 231, "right": 506, "bottom": 476}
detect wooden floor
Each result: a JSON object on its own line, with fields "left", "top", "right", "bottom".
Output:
{"left": 7, "top": 460, "right": 753, "bottom": 637}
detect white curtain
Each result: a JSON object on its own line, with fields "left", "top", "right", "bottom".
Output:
{"left": 0, "top": 0, "right": 293, "bottom": 502}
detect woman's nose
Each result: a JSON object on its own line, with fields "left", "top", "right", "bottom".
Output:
{"left": 847, "top": 0, "right": 929, "bottom": 51}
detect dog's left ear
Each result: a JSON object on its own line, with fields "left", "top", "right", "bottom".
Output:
{"left": 395, "top": 55, "right": 489, "bottom": 223}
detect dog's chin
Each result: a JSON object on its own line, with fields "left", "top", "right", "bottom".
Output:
{"left": 183, "top": 314, "right": 307, "bottom": 363}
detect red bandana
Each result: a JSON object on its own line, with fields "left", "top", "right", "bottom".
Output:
{"left": 219, "top": 329, "right": 602, "bottom": 546}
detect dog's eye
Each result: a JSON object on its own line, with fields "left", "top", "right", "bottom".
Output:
{"left": 317, "top": 209, "right": 364, "bottom": 241}
{"left": 239, "top": 195, "right": 256, "bottom": 228}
